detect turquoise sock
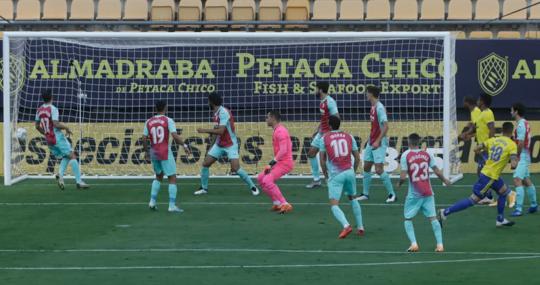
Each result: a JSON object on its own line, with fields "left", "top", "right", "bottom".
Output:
{"left": 150, "top": 180, "right": 160, "bottom": 202}
{"left": 237, "top": 167, "right": 256, "bottom": 189}
{"left": 431, "top": 219, "right": 443, "bottom": 245}
{"left": 526, "top": 185, "right": 538, "bottom": 207}
{"left": 331, "top": 205, "right": 349, "bottom": 228}
{"left": 363, "top": 171, "right": 372, "bottom": 195}
{"left": 350, "top": 200, "right": 363, "bottom": 229}
{"left": 309, "top": 157, "right": 320, "bottom": 181}
{"left": 516, "top": 186, "right": 525, "bottom": 211}
{"left": 69, "top": 159, "right": 82, "bottom": 183}
{"left": 168, "top": 184, "right": 177, "bottom": 208}
{"left": 380, "top": 172, "right": 395, "bottom": 196}
{"left": 59, "top": 158, "right": 69, "bottom": 177}
{"left": 404, "top": 220, "right": 416, "bottom": 244}
{"left": 200, "top": 167, "right": 209, "bottom": 190}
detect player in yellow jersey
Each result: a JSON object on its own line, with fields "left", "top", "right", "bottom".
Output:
{"left": 459, "top": 96, "right": 481, "bottom": 143}
{"left": 438, "top": 122, "right": 518, "bottom": 227}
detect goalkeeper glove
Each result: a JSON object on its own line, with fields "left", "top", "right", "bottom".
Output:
{"left": 264, "top": 159, "right": 277, "bottom": 174}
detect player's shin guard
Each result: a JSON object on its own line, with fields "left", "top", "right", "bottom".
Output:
{"left": 69, "top": 159, "right": 82, "bottom": 183}
{"left": 515, "top": 186, "right": 525, "bottom": 211}
{"left": 309, "top": 157, "right": 320, "bottom": 181}
{"left": 59, "top": 158, "right": 69, "bottom": 178}
{"left": 350, "top": 200, "right": 363, "bottom": 229}
{"left": 430, "top": 219, "right": 443, "bottom": 245}
{"left": 380, "top": 172, "right": 395, "bottom": 196}
{"left": 363, "top": 171, "right": 372, "bottom": 195}
{"left": 444, "top": 198, "right": 475, "bottom": 216}
{"left": 150, "top": 180, "right": 160, "bottom": 202}
{"left": 526, "top": 185, "right": 538, "bottom": 207}
{"left": 237, "top": 168, "right": 256, "bottom": 189}
{"left": 497, "top": 190, "right": 509, "bottom": 222}
{"left": 404, "top": 220, "right": 416, "bottom": 244}
{"left": 331, "top": 205, "right": 349, "bottom": 228}
{"left": 168, "top": 184, "right": 177, "bottom": 208}
{"left": 200, "top": 167, "right": 209, "bottom": 190}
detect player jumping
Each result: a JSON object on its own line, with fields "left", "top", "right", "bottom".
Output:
{"left": 510, "top": 103, "right": 537, "bottom": 216}
{"left": 195, "top": 93, "right": 259, "bottom": 196}
{"left": 35, "top": 89, "right": 89, "bottom": 190}
{"left": 306, "top": 81, "right": 339, "bottom": 189}
{"left": 356, "top": 86, "right": 396, "bottom": 203}
{"left": 320, "top": 116, "right": 364, "bottom": 239}
{"left": 144, "top": 100, "right": 190, "bottom": 213}
{"left": 257, "top": 111, "right": 294, "bottom": 214}
{"left": 397, "top": 133, "right": 450, "bottom": 253}
{"left": 438, "top": 122, "right": 518, "bottom": 227}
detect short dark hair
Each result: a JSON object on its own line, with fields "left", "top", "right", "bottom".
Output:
{"left": 208, "top": 93, "right": 223, "bottom": 106}
{"left": 502, "top": 122, "right": 514, "bottom": 134}
{"left": 316, "top": 81, "right": 329, "bottom": 94}
{"left": 512, "top": 102, "right": 526, "bottom": 117}
{"left": 155, "top": 100, "right": 167, "bottom": 112}
{"left": 408, "top": 133, "right": 421, "bottom": 147}
{"left": 42, "top": 89, "right": 52, "bottom": 103}
{"left": 479, "top": 93, "right": 492, "bottom": 108}
{"left": 328, "top": 115, "right": 341, "bottom": 130}
{"left": 463, "top": 96, "right": 476, "bottom": 106}
{"left": 268, "top": 110, "right": 281, "bottom": 121}
{"left": 367, "top": 85, "right": 381, "bottom": 98}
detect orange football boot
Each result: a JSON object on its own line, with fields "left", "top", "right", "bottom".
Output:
{"left": 338, "top": 226, "right": 353, "bottom": 239}
{"left": 279, "top": 203, "right": 293, "bottom": 214}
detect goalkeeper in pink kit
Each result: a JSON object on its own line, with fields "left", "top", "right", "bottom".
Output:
{"left": 258, "top": 111, "right": 294, "bottom": 214}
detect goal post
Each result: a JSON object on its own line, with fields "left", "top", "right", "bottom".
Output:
{"left": 3, "top": 31, "right": 461, "bottom": 185}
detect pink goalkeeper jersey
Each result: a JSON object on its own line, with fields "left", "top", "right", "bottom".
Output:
{"left": 272, "top": 124, "right": 293, "bottom": 164}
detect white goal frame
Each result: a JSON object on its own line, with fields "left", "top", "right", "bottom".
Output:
{"left": 3, "top": 31, "right": 461, "bottom": 185}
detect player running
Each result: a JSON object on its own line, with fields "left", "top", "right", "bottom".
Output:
{"left": 195, "top": 93, "right": 260, "bottom": 196}
{"left": 397, "top": 133, "right": 450, "bottom": 253}
{"left": 306, "top": 81, "right": 339, "bottom": 189}
{"left": 510, "top": 103, "right": 538, "bottom": 216}
{"left": 320, "top": 116, "right": 364, "bottom": 239}
{"left": 34, "top": 90, "right": 89, "bottom": 190}
{"left": 144, "top": 100, "right": 190, "bottom": 213}
{"left": 438, "top": 122, "right": 518, "bottom": 227}
{"left": 257, "top": 111, "right": 294, "bottom": 214}
{"left": 356, "top": 86, "right": 396, "bottom": 203}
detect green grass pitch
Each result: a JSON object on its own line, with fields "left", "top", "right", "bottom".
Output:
{"left": 0, "top": 174, "right": 538, "bottom": 284}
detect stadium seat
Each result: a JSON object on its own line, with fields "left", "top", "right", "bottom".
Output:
{"left": 497, "top": 31, "right": 521, "bottom": 38}
{"left": 43, "top": 0, "right": 67, "bottom": 20}
{"left": 312, "top": 0, "right": 337, "bottom": 20}
{"left": 394, "top": 0, "right": 418, "bottom": 20}
{"left": 70, "top": 0, "right": 94, "bottom": 20}
{"left": 525, "top": 31, "right": 539, "bottom": 39}
{"left": 339, "top": 0, "right": 364, "bottom": 20}
{"left": 285, "top": 0, "right": 310, "bottom": 28}
{"left": 124, "top": 0, "right": 149, "bottom": 21}
{"left": 232, "top": 0, "right": 255, "bottom": 22}
{"left": 469, "top": 31, "right": 493, "bottom": 38}
{"left": 420, "top": 0, "right": 444, "bottom": 20}
{"left": 258, "top": 0, "right": 282, "bottom": 27}
{"left": 178, "top": 0, "right": 202, "bottom": 22}
{"left": 502, "top": 0, "right": 527, "bottom": 19}
{"left": 529, "top": 2, "right": 540, "bottom": 19}
{"left": 366, "top": 0, "right": 390, "bottom": 20}
{"left": 16, "top": 0, "right": 40, "bottom": 20}
{"left": 454, "top": 31, "right": 467, "bottom": 39}
{"left": 447, "top": 0, "right": 473, "bottom": 20}
{"left": 97, "top": 0, "right": 122, "bottom": 20}
{"left": 151, "top": 0, "right": 176, "bottom": 22}
{"left": 475, "top": 0, "right": 500, "bottom": 20}
{"left": 0, "top": 0, "right": 14, "bottom": 20}
{"left": 205, "top": 0, "right": 229, "bottom": 24}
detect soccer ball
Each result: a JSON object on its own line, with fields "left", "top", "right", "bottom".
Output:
{"left": 16, "top": 127, "right": 27, "bottom": 143}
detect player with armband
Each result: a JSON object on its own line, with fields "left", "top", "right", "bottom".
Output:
{"left": 144, "top": 100, "right": 191, "bottom": 213}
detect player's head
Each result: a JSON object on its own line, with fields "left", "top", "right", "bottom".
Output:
{"left": 266, "top": 110, "right": 281, "bottom": 127}
{"left": 366, "top": 85, "right": 380, "bottom": 102}
{"left": 316, "top": 81, "right": 329, "bottom": 97}
{"left": 502, "top": 122, "right": 514, "bottom": 136}
{"left": 478, "top": 93, "right": 492, "bottom": 108}
{"left": 328, "top": 115, "right": 340, "bottom": 130}
{"left": 42, "top": 89, "right": 53, "bottom": 103}
{"left": 463, "top": 96, "right": 476, "bottom": 110}
{"left": 155, "top": 100, "right": 167, "bottom": 113}
{"left": 511, "top": 102, "right": 526, "bottom": 119}
{"left": 208, "top": 93, "right": 223, "bottom": 108}
{"left": 408, "top": 133, "right": 421, "bottom": 148}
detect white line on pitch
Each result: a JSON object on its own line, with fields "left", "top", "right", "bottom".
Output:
{"left": 0, "top": 255, "right": 539, "bottom": 271}
{"left": 0, "top": 202, "right": 456, "bottom": 207}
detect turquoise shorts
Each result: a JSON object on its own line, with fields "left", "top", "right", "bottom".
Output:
{"left": 49, "top": 134, "right": 72, "bottom": 158}
{"left": 404, "top": 195, "right": 436, "bottom": 219}
{"left": 513, "top": 157, "right": 530, "bottom": 180}
{"left": 208, "top": 143, "right": 240, "bottom": 160}
{"left": 363, "top": 143, "right": 387, "bottom": 164}
{"left": 152, "top": 155, "right": 177, "bottom": 176}
{"left": 311, "top": 133, "right": 323, "bottom": 149}
{"left": 328, "top": 169, "right": 357, "bottom": 200}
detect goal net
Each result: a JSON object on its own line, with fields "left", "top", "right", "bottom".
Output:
{"left": 3, "top": 32, "right": 461, "bottom": 185}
